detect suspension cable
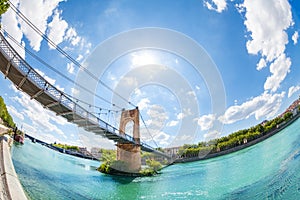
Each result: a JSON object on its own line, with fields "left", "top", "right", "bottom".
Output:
{"left": 6, "top": 1, "right": 161, "bottom": 148}
{"left": 7, "top": 0, "right": 137, "bottom": 108}
{"left": 140, "top": 113, "right": 159, "bottom": 148}
{"left": 1, "top": 29, "right": 123, "bottom": 111}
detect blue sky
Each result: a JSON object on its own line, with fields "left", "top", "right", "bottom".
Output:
{"left": 0, "top": 0, "right": 300, "bottom": 149}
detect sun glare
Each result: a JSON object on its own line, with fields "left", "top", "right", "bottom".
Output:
{"left": 131, "top": 51, "right": 158, "bottom": 67}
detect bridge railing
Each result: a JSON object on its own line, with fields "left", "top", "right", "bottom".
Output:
{"left": 0, "top": 33, "right": 148, "bottom": 148}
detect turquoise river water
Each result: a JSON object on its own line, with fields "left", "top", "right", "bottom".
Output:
{"left": 12, "top": 119, "right": 300, "bottom": 200}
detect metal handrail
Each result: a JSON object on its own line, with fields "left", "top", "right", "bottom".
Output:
{"left": 0, "top": 33, "right": 168, "bottom": 156}
{"left": 0, "top": 33, "right": 171, "bottom": 157}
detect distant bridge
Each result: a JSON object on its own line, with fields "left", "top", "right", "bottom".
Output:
{"left": 0, "top": 33, "right": 169, "bottom": 159}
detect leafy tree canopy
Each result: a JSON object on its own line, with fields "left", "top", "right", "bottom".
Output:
{"left": 0, "top": 0, "right": 9, "bottom": 16}
{"left": 0, "top": 96, "right": 15, "bottom": 128}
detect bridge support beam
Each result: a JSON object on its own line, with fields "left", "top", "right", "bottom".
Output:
{"left": 116, "top": 108, "right": 141, "bottom": 173}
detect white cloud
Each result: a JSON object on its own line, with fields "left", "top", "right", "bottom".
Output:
{"left": 134, "top": 88, "right": 142, "bottom": 97}
{"left": 76, "top": 54, "right": 83, "bottom": 62}
{"left": 34, "top": 68, "right": 56, "bottom": 85}
{"left": 12, "top": 92, "right": 68, "bottom": 137}
{"left": 219, "top": 92, "right": 285, "bottom": 124}
{"left": 1, "top": 0, "right": 88, "bottom": 60}
{"left": 64, "top": 27, "right": 82, "bottom": 46}
{"left": 288, "top": 85, "right": 300, "bottom": 98}
{"left": 137, "top": 98, "right": 150, "bottom": 110}
{"left": 145, "top": 119, "right": 152, "bottom": 126}
{"left": 7, "top": 105, "right": 24, "bottom": 120}
{"left": 241, "top": 0, "right": 293, "bottom": 93}
{"left": 242, "top": 0, "right": 293, "bottom": 62}
{"left": 146, "top": 105, "right": 168, "bottom": 129}
{"left": 22, "top": 123, "right": 37, "bottom": 134}
{"left": 204, "top": 130, "right": 221, "bottom": 141}
{"left": 47, "top": 9, "right": 68, "bottom": 49}
{"left": 234, "top": 99, "right": 238, "bottom": 105}
{"left": 256, "top": 58, "right": 267, "bottom": 71}
{"left": 140, "top": 105, "right": 170, "bottom": 145}
{"left": 55, "top": 84, "right": 65, "bottom": 92}
{"left": 104, "top": 7, "right": 118, "bottom": 17}
{"left": 122, "top": 77, "right": 138, "bottom": 88}
{"left": 167, "top": 120, "right": 179, "bottom": 127}
{"left": 71, "top": 88, "right": 79, "bottom": 95}
{"left": 292, "top": 31, "right": 299, "bottom": 45}
{"left": 177, "top": 112, "right": 184, "bottom": 120}
{"left": 78, "top": 131, "right": 115, "bottom": 150}
{"left": 204, "top": 0, "right": 227, "bottom": 13}
{"left": 186, "top": 91, "right": 196, "bottom": 97}
{"left": 67, "top": 62, "right": 75, "bottom": 74}
{"left": 1, "top": 0, "right": 25, "bottom": 58}
{"left": 151, "top": 131, "right": 173, "bottom": 146}
{"left": 9, "top": 84, "right": 19, "bottom": 93}
{"left": 63, "top": 29, "right": 91, "bottom": 55}
{"left": 264, "top": 53, "right": 291, "bottom": 92}
{"left": 17, "top": 0, "right": 65, "bottom": 51}
{"left": 197, "top": 114, "right": 216, "bottom": 131}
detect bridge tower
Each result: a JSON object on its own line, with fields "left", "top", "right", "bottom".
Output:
{"left": 116, "top": 107, "right": 141, "bottom": 173}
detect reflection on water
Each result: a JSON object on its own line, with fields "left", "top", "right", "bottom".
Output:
{"left": 12, "top": 119, "right": 300, "bottom": 199}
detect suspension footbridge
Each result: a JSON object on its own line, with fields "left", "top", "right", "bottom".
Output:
{"left": 0, "top": 32, "right": 170, "bottom": 159}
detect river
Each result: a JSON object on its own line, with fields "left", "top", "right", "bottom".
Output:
{"left": 11, "top": 118, "right": 300, "bottom": 199}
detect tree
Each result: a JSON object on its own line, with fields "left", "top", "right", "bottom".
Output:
{"left": 0, "top": 0, "right": 9, "bottom": 16}
{"left": 146, "top": 159, "right": 162, "bottom": 171}
{"left": 283, "top": 112, "right": 293, "bottom": 121}
{"left": 99, "top": 149, "right": 116, "bottom": 163}
{"left": 0, "top": 96, "right": 15, "bottom": 128}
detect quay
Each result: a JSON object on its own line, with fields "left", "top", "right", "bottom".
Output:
{"left": 0, "top": 131, "right": 27, "bottom": 200}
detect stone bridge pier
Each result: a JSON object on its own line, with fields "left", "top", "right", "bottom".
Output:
{"left": 116, "top": 108, "right": 141, "bottom": 173}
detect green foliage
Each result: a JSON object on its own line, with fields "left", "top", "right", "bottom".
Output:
{"left": 146, "top": 159, "right": 162, "bottom": 171}
{"left": 139, "top": 168, "right": 156, "bottom": 176}
{"left": 98, "top": 162, "right": 111, "bottom": 174}
{"left": 283, "top": 112, "right": 293, "bottom": 121}
{"left": 99, "top": 149, "right": 116, "bottom": 162}
{"left": 0, "top": 0, "right": 9, "bottom": 16}
{"left": 52, "top": 143, "right": 79, "bottom": 151}
{"left": 15, "top": 129, "right": 24, "bottom": 136}
{"left": 179, "top": 109, "right": 296, "bottom": 158}
{"left": 0, "top": 96, "right": 16, "bottom": 128}
{"left": 155, "top": 147, "right": 164, "bottom": 152}
{"left": 98, "top": 160, "right": 131, "bottom": 174}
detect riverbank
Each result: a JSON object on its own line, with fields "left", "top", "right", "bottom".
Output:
{"left": 11, "top": 119, "right": 300, "bottom": 199}
{"left": 174, "top": 112, "right": 300, "bottom": 163}
{"left": 25, "top": 134, "right": 98, "bottom": 161}
{"left": 0, "top": 135, "right": 28, "bottom": 200}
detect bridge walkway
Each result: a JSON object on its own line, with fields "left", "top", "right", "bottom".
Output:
{"left": 0, "top": 33, "right": 169, "bottom": 159}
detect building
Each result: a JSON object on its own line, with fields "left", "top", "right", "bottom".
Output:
{"left": 90, "top": 147, "right": 102, "bottom": 160}
{"left": 163, "top": 146, "right": 181, "bottom": 159}
{"left": 279, "top": 98, "right": 300, "bottom": 118}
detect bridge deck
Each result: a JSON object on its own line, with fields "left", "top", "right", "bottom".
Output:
{"left": 0, "top": 33, "right": 169, "bottom": 159}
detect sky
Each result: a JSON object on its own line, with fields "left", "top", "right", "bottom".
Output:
{"left": 0, "top": 0, "right": 300, "bottom": 149}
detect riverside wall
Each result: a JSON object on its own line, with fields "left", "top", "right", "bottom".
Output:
{"left": 174, "top": 113, "right": 300, "bottom": 163}
{"left": 0, "top": 135, "right": 28, "bottom": 200}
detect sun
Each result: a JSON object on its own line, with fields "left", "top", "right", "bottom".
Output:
{"left": 130, "top": 51, "right": 158, "bottom": 67}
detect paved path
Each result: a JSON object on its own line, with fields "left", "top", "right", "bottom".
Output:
{"left": 0, "top": 124, "right": 9, "bottom": 135}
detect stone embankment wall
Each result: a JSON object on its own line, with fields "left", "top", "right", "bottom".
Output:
{"left": 0, "top": 135, "right": 28, "bottom": 200}
{"left": 175, "top": 114, "right": 300, "bottom": 163}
